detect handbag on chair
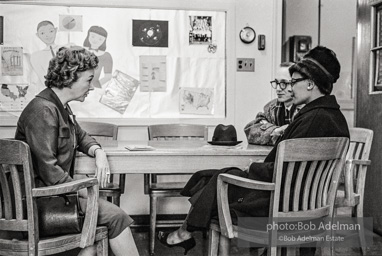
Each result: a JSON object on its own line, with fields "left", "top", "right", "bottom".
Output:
{"left": 36, "top": 194, "right": 84, "bottom": 237}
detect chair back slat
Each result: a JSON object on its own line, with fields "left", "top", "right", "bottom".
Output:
{"left": 309, "top": 161, "right": 325, "bottom": 210}
{"left": 301, "top": 161, "right": 318, "bottom": 211}
{"left": 282, "top": 163, "right": 294, "bottom": 212}
{"left": 292, "top": 162, "right": 307, "bottom": 211}
{"left": 271, "top": 137, "right": 348, "bottom": 217}
{"left": 9, "top": 164, "right": 24, "bottom": 220}
{"left": 0, "top": 164, "right": 13, "bottom": 219}
{"left": 321, "top": 159, "right": 337, "bottom": 206}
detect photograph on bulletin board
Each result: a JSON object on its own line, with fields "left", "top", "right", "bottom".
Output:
{"left": 132, "top": 20, "right": 168, "bottom": 47}
{"left": 189, "top": 16, "right": 212, "bottom": 45}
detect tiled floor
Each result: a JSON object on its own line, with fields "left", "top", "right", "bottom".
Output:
{"left": 133, "top": 228, "right": 382, "bottom": 256}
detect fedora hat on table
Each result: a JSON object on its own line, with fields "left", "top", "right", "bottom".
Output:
{"left": 208, "top": 124, "right": 242, "bottom": 146}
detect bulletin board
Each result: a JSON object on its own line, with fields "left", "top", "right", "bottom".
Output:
{"left": 0, "top": 3, "right": 229, "bottom": 124}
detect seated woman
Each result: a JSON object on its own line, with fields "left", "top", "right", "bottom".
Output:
{"left": 158, "top": 46, "right": 350, "bottom": 255}
{"left": 244, "top": 62, "right": 303, "bottom": 145}
{"left": 14, "top": 46, "right": 139, "bottom": 256}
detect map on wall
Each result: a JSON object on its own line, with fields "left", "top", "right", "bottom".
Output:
{"left": 179, "top": 87, "right": 213, "bottom": 115}
{"left": 0, "top": 84, "right": 31, "bottom": 111}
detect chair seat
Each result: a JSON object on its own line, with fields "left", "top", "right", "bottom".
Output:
{"left": 0, "top": 226, "right": 108, "bottom": 256}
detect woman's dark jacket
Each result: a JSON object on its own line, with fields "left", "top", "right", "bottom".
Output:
{"left": 14, "top": 88, "right": 99, "bottom": 188}
{"left": 181, "top": 95, "right": 350, "bottom": 231}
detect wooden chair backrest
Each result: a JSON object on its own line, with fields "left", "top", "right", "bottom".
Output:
{"left": 342, "top": 128, "right": 373, "bottom": 202}
{"left": 0, "top": 139, "right": 37, "bottom": 239}
{"left": 78, "top": 121, "right": 118, "bottom": 141}
{"left": 148, "top": 124, "right": 208, "bottom": 141}
{"left": 347, "top": 127, "right": 373, "bottom": 163}
{"left": 271, "top": 137, "right": 349, "bottom": 218}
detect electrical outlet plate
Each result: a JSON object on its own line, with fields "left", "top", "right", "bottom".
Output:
{"left": 237, "top": 58, "right": 255, "bottom": 72}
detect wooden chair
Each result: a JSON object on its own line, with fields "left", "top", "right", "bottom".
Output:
{"left": 147, "top": 124, "right": 208, "bottom": 256}
{"left": 0, "top": 139, "right": 108, "bottom": 256}
{"left": 79, "top": 121, "right": 125, "bottom": 206}
{"left": 208, "top": 137, "right": 349, "bottom": 256}
{"left": 335, "top": 128, "right": 373, "bottom": 255}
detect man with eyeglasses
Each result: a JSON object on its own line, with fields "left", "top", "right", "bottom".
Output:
{"left": 245, "top": 62, "right": 303, "bottom": 145}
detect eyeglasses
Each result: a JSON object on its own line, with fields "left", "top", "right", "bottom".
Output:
{"left": 290, "top": 78, "right": 308, "bottom": 87}
{"left": 270, "top": 80, "right": 292, "bottom": 90}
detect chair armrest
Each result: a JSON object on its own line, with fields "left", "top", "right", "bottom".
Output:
{"left": 216, "top": 174, "right": 275, "bottom": 239}
{"left": 32, "top": 178, "right": 98, "bottom": 197}
{"left": 346, "top": 159, "right": 371, "bottom": 166}
{"left": 340, "top": 159, "right": 371, "bottom": 205}
{"left": 32, "top": 178, "right": 99, "bottom": 248}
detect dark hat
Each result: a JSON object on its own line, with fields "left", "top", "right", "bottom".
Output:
{"left": 289, "top": 45, "right": 340, "bottom": 94}
{"left": 208, "top": 124, "right": 242, "bottom": 146}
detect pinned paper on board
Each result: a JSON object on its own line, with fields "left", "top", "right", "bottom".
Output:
{"left": 189, "top": 16, "right": 212, "bottom": 45}
{"left": 83, "top": 26, "right": 113, "bottom": 88}
{"left": 0, "top": 83, "right": 31, "bottom": 111}
{"left": 1, "top": 47, "right": 23, "bottom": 76}
{"left": 179, "top": 87, "right": 213, "bottom": 115}
{"left": 31, "top": 20, "right": 60, "bottom": 86}
{"left": 132, "top": 20, "right": 168, "bottom": 47}
{"left": 140, "top": 55, "right": 166, "bottom": 92}
{"left": 59, "top": 15, "right": 83, "bottom": 32}
{"left": 99, "top": 70, "right": 140, "bottom": 114}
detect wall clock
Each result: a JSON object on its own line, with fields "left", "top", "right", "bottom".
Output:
{"left": 239, "top": 26, "right": 256, "bottom": 44}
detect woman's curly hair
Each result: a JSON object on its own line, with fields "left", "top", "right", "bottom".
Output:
{"left": 44, "top": 46, "right": 99, "bottom": 89}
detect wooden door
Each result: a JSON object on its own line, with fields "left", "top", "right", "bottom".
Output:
{"left": 357, "top": 0, "right": 382, "bottom": 234}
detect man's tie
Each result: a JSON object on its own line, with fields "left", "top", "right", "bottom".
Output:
{"left": 50, "top": 46, "right": 55, "bottom": 57}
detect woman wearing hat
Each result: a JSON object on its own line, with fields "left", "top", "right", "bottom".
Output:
{"left": 158, "top": 46, "right": 350, "bottom": 255}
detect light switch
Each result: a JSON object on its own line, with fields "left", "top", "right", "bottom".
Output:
{"left": 237, "top": 58, "right": 255, "bottom": 72}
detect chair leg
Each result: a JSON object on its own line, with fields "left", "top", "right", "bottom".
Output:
{"left": 208, "top": 228, "right": 219, "bottom": 256}
{"left": 97, "top": 237, "right": 109, "bottom": 256}
{"left": 218, "top": 235, "right": 230, "bottom": 256}
{"left": 150, "top": 196, "right": 158, "bottom": 256}
{"left": 355, "top": 205, "right": 367, "bottom": 255}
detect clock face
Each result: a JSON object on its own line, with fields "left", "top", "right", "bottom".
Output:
{"left": 62, "top": 16, "right": 76, "bottom": 30}
{"left": 239, "top": 26, "right": 256, "bottom": 44}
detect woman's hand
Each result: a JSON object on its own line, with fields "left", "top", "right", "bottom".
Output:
{"left": 94, "top": 148, "right": 110, "bottom": 188}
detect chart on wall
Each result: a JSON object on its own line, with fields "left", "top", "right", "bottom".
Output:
{"left": 0, "top": 4, "right": 226, "bottom": 119}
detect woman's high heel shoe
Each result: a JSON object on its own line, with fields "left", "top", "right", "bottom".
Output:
{"left": 157, "top": 231, "right": 196, "bottom": 255}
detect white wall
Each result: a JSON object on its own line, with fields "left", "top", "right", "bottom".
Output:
{"left": 0, "top": 0, "right": 280, "bottom": 215}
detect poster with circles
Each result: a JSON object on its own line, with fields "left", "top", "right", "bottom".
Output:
{"left": 59, "top": 15, "right": 83, "bottom": 32}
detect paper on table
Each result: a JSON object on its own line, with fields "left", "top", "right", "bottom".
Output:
{"left": 125, "top": 145, "right": 155, "bottom": 151}
{"left": 202, "top": 144, "right": 243, "bottom": 150}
